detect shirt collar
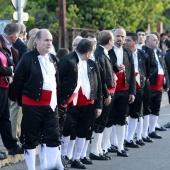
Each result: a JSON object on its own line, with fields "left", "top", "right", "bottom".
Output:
{"left": 2, "top": 34, "right": 13, "bottom": 49}
{"left": 38, "top": 53, "right": 49, "bottom": 59}
{"left": 99, "top": 45, "right": 109, "bottom": 56}
{"left": 113, "top": 45, "right": 122, "bottom": 50}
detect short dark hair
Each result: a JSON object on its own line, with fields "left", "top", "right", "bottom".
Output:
{"left": 80, "top": 30, "right": 89, "bottom": 38}
{"left": 160, "top": 32, "right": 167, "bottom": 37}
{"left": 98, "top": 30, "right": 113, "bottom": 45}
{"left": 163, "top": 39, "right": 170, "bottom": 49}
{"left": 85, "top": 33, "right": 96, "bottom": 38}
{"left": 57, "top": 48, "right": 69, "bottom": 60}
{"left": 35, "top": 30, "right": 41, "bottom": 39}
{"left": 76, "top": 38, "right": 94, "bottom": 54}
{"left": 126, "top": 32, "right": 138, "bottom": 42}
{"left": 4, "top": 23, "right": 20, "bottom": 36}
{"left": 136, "top": 28, "right": 146, "bottom": 34}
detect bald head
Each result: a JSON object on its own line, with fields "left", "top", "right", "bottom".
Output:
{"left": 35, "top": 29, "right": 53, "bottom": 56}
{"left": 28, "top": 28, "right": 39, "bottom": 38}
{"left": 72, "top": 36, "right": 83, "bottom": 51}
{"left": 146, "top": 34, "right": 159, "bottom": 49}
{"left": 113, "top": 27, "right": 126, "bottom": 47}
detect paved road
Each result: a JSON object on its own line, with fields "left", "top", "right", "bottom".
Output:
{"left": 2, "top": 105, "right": 170, "bottom": 170}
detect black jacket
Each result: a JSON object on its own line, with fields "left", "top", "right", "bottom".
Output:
{"left": 94, "top": 46, "right": 115, "bottom": 98}
{"left": 13, "top": 38, "right": 28, "bottom": 60}
{"left": 59, "top": 51, "right": 103, "bottom": 109}
{"left": 108, "top": 47, "right": 136, "bottom": 95}
{"left": 142, "top": 45, "right": 157, "bottom": 79}
{"left": 165, "top": 49, "right": 170, "bottom": 81}
{"left": 136, "top": 49, "right": 149, "bottom": 87}
{"left": 150, "top": 49, "right": 169, "bottom": 88}
{"left": 13, "top": 48, "right": 60, "bottom": 106}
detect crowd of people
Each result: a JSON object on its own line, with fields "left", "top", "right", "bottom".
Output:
{"left": 0, "top": 22, "right": 170, "bottom": 170}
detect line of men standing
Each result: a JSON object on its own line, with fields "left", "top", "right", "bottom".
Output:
{"left": 1, "top": 22, "right": 169, "bottom": 170}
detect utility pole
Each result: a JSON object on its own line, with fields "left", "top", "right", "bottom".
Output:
{"left": 58, "top": 0, "right": 67, "bottom": 48}
{"left": 17, "top": 0, "right": 23, "bottom": 23}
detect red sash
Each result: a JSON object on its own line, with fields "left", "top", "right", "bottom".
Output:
{"left": 115, "top": 72, "right": 129, "bottom": 91}
{"left": 150, "top": 75, "right": 164, "bottom": 90}
{"left": 22, "top": 90, "right": 52, "bottom": 106}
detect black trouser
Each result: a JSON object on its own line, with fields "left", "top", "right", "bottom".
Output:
{"left": 143, "top": 81, "right": 151, "bottom": 115}
{"left": 62, "top": 104, "right": 95, "bottom": 138}
{"left": 129, "top": 89, "right": 143, "bottom": 119}
{"left": 94, "top": 95, "right": 114, "bottom": 133}
{"left": 21, "top": 105, "right": 60, "bottom": 149}
{"left": 58, "top": 105, "right": 67, "bottom": 138}
{"left": 111, "top": 90, "right": 129, "bottom": 125}
{"left": 168, "top": 90, "right": 170, "bottom": 104}
{"left": 150, "top": 89, "right": 162, "bottom": 116}
{"left": 0, "top": 88, "right": 18, "bottom": 149}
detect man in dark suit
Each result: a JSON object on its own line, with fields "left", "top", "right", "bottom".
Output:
{"left": 0, "top": 22, "right": 24, "bottom": 159}
{"left": 146, "top": 34, "right": 169, "bottom": 139}
{"left": 90, "top": 30, "right": 115, "bottom": 160}
{"left": 124, "top": 32, "right": 149, "bottom": 148}
{"left": 108, "top": 27, "right": 136, "bottom": 157}
{"left": 14, "top": 29, "right": 64, "bottom": 170}
{"left": 136, "top": 28, "right": 158, "bottom": 142}
{"left": 60, "top": 39, "right": 103, "bottom": 169}
{"left": 9, "top": 23, "right": 28, "bottom": 143}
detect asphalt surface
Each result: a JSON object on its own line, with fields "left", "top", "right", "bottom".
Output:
{"left": 2, "top": 105, "right": 170, "bottom": 170}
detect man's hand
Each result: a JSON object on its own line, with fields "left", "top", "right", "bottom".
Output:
{"left": 104, "top": 95, "right": 111, "bottom": 106}
{"left": 165, "top": 88, "right": 169, "bottom": 92}
{"left": 95, "top": 109, "right": 102, "bottom": 118}
{"left": 129, "top": 94, "right": 135, "bottom": 104}
{"left": 117, "top": 64, "right": 125, "bottom": 71}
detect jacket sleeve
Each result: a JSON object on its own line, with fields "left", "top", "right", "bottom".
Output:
{"left": 0, "top": 65, "right": 12, "bottom": 76}
{"left": 95, "top": 56, "right": 110, "bottom": 98}
{"left": 13, "top": 56, "right": 27, "bottom": 106}
{"left": 94, "top": 62, "right": 103, "bottom": 109}
{"left": 128, "top": 51, "right": 136, "bottom": 95}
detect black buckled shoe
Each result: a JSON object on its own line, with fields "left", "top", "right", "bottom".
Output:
{"left": 89, "top": 153, "right": 109, "bottom": 160}
{"left": 142, "top": 136, "right": 153, "bottom": 142}
{"left": 164, "top": 122, "right": 170, "bottom": 128}
{"left": 117, "top": 150, "right": 129, "bottom": 157}
{"left": 71, "top": 159, "right": 87, "bottom": 169}
{"left": 80, "top": 157, "right": 93, "bottom": 165}
{"left": 155, "top": 126, "right": 167, "bottom": 131}
{"left": 124, "top": 140, "right": 140, "bottom": 148}
{"left": 8, "top": 145, "right": 24, "bottom": 155}
{"left": 148, "top": 131, "right": 162, "bottom": 139}
{"left": 0, "top": 152, "right": 7, "bottom": 160}
{"left": 103, "top": 151, "right": 112, "bottom": 160}
{"left": 108, "top": 145, "right": 118, "bottom": 153}
{"left": 136, "top": 139, "right": 145, "bottom": 146}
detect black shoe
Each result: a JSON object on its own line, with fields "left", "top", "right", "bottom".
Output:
{"left": 124, "top": 147, "right": 129, "bottom": 151}
{"left": 108, "top": 145, "right": 117, "bottom": 153}
{"left": 0, "top": 152, "right": 7, "bottom": 160}
{"left": 136, "top": 139, "right": 145, "bottom": 146}
{"left": 71, "top": 159, "right": 86, "bottom": 169}
{"left": 124, "top": 140, "right": 140, "bottom": 148}
{"left": 148, "top": 131, "right": 162, "bottom": 139}
{"left": 155, "top": 126, "right": 167, "bottom": 131}
{"left": 164, "top": 122, "right": 170, "bottom": 128}
{"left": 61, "top": 156, "right": 68, "bottom": 168}
{"left": 103, "top": 151, "right": 112, "bottom": 160}
{"left": 142, "top": 136, "right": 153, "bottom": 142}
{"left": 8, "top": 145, "right": 24, "bottom": 155}
{"left": 80, "top": 157, "right": 93, "bottom": 165}
{"left": 64, "top": 155, "right": 72, "bottom": 164}
{"left": 89, "top": 153, "right": 109, "bottom": 160}
{"left": 117, "top": 150, "right": 129, "bottom": 157}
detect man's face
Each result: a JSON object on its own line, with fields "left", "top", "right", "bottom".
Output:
{"left": 36, "top": 31, "right": 53, "bottom": 55}
{"left": 87, "top": 37, "right": 97, "bottom": 50}
{"left": 148, "top": 34, "right": 159, "bottom": 49}
{"left": 11, "top": 32, "right": 19, "bottom": 44}
{"left": 125, "top": 36, "right": 136, "bottom": 51}
{"left": 114, "top": 28, "right": 126, "bottom": 47}
{"left": 137, "top": 31, "right": 146, "bottom": 44}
